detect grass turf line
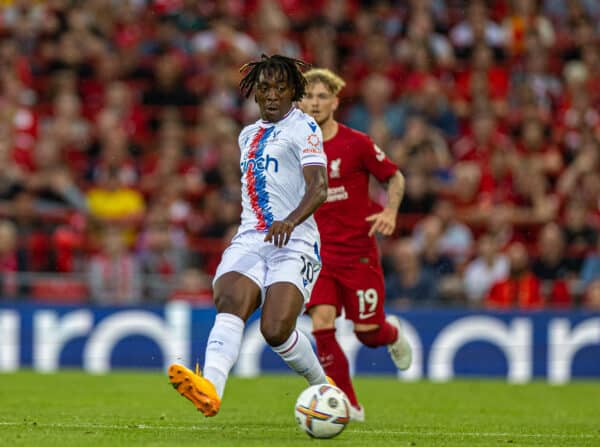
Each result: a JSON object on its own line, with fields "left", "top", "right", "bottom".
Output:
{"left": 0, "top": 371, "right": 598, "bottom": 446}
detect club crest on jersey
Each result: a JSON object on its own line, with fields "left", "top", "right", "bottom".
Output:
{"left": 330, "top": 158, "right": 341, "bottom": 178}
{"left": 307, "top": 133, "right": 320, "bottom": 148}
{"left": 241, "top": 154, "right": 279, "bottom": 174}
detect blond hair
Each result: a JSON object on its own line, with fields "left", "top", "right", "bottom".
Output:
{"left": 303, "top": 68, "right": 346, "bottom": 95}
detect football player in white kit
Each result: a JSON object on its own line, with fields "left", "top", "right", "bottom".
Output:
{"left": 168, "top": 55, "right": 330, "bottom": 417}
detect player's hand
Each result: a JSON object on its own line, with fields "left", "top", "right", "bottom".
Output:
{"left": 264, "top": 220, "right": 295, "bottom": 247}
{"left": 365, "top": 208, "right": 397, "bottom": 237}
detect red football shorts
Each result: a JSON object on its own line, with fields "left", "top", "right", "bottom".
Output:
{"left": 308, "top": 253, "right": 386, "bottom": 325}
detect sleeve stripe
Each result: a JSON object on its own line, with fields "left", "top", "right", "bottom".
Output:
{"left": 302, "top": 162, "right": 327, "bottom": 167}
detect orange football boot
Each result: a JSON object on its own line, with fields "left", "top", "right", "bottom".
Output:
{"left": 168, "top": 363, "right": 221, "bottom": 417}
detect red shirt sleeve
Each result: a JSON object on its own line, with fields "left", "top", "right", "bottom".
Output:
{"left": 359, "top": 134, "right": 398, "bottom": 182}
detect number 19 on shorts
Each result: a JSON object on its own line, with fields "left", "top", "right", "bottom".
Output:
{"left": 356, "top": 288, "right": 378, "bottom": 320}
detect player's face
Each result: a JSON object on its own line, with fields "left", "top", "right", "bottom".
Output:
{"left": 255, "top": 70, "right": 295, "bottom": 122}
{"left": 300, "top": 82, "right": 338, "bottom": 126}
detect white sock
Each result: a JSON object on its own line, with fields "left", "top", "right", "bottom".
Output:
{"left": 203, "top": 313, "right": 245, "bottom": 398}
{"left": 272, "top": 329, "right": 328, "bottom": 385}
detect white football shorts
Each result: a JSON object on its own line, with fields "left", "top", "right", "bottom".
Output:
{"left": 213, "top": 230, "right": 322, "bottom": 302}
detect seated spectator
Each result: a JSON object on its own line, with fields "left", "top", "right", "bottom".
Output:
{"left": 486, "top": 242, "right": 543, "bottom": 310}
{"left": 412, "top": 71, "right": 456, "bottom": 144}
{"left": 397, "top": 171, "right": 439, "bottom": 220}
{"left": 139, "top": 138, "right": 202, "bottom": 200}
{"left": 450, "top": 0, "right": 506, "bottom": 55}
{"left": 9, "top": 191, "right": 49, "bottom": 272}
{"left": 345, "top": 73, "right": 406, "bottom": 138}
{"left": 516, "top": 118, "right": 563, "bottom": 179}
{"left": 86, "top": 166, "right": 145, "bottom": 243}
{"left": 414, "top": 199, "right": 473, "bottom": 265}
{"left": 562, "top": 199, "right": 597, "bottom": 271}
{"left": 485, "top": 204, "right": 521, "bottom": 250}
{"left": 169, "top": 268, "right": 213, "bottom": 305}
{"left": 447, "top": 161, "right": 486, "bottom": 223}
{"left": 396, "top": 8, "right": 454, "bottom": 70}
{"left": 25, "top": 137, "right": 87, "bottom": 211}
{"left": 389, "top": 115, "right": 451, "bottom": 177}
{"left": 88, "top": 227, "right": 141, "bottom": 305}
{"left": 509, "top": 165, "right": 559, "bottom": 225}
{"left": 533, "top": 222, "right": 579, "bottom": 280}
{"left": 453, "top": 42, "right": 509, "bottom": 118}
{"left": 87, "top": 124, "right": 140, "bottom": 188}
{"left": 0, "top": 220, "right": 20, "bottom": 298}
{"left": 464, "top": 233, "right": 509, "bottom": 306}
{"left": 555, "top": 63, "right": 599, "bottom": 160}
{"left": 532, "top": 222, "right": 576, "bottom": 307}
{"left": 142, "top": 52, "right": 198, "bottom": 107}
{"left": 137, "top": 212, "right": 188, "bottom": 302}
{"left": 46, "top": 91, "right": 92, "bottom": 171}
{"left": 452, "top": 107, "right": 513, "bottom": 165}
{"left": 503, "top": 0, "right": 555, "bottom": 57}
{"left": 416, "top": 215, "right": 455, "bottom": 277}
{"left": 385, "top": 238, "right": 439, "bottom": 308}
{"left": 100, "top": 81, "right": 149, "bottom": 145}
{"left": 511, "top": 46, "right": 561, "bottom": 120}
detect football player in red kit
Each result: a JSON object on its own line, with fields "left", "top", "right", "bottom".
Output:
{"left": 300, "top": 69, "right": 412, "bottom": 422}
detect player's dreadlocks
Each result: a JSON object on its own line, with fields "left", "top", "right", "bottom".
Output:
{"left": 239, "top": 54, "right": 311, "bottom": 101}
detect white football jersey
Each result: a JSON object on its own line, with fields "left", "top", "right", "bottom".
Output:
{"left": 236, "top": 107, "right": 326, "bottom": 244}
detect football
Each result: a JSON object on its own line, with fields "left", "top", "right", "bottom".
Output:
{"left": 294, "top": 384, "right": 350, "bottom": 438}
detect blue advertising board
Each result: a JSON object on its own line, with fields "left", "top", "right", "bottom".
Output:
{"left": 0, "top": 301, "right": 598, "bottom": 383}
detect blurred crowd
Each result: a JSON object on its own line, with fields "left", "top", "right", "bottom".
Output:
{"left": 0, "top": 0, "right": 599, "bottom": 310}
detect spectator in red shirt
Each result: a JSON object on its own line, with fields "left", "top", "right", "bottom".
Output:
{"left": 517, "top": 118, "right": 563, "bottom": 179}
{"left": 486, "top": 242, "right": 543, "bottom": 310}
{"left": 169, "top": 268, "right": 213, "bottom": 305}
{"left": 88, "top": 227, "right": 142, "bottom": 305}
{"left": 453, "top": 43, "right": 509, "bottom": 118}
{"left": 452, "top": 107, "right": 513, "bottom": 166}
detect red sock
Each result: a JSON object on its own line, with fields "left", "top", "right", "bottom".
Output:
{"left": 313, "top": 328, "right": 359, "bottom": 407}
{"left": 355, "top": 321, "right": 398, "bottom": 348}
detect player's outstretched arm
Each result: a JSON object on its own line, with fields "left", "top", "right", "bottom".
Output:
{"left": 264, "top": 165, "right": 328, "bottom": 247}
{"left": 365, "top": 170, "right": 405, "bottom": 237}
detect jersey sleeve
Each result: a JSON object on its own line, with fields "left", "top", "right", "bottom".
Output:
{"left": 293, "top": 118, "right": 327, "bottom": 167}
{"left": 360, "top": 135, "right": 398, "bottom": 182}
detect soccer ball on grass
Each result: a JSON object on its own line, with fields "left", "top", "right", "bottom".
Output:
{"left": 294, "top": 384, "right": 350, "bottom": 438}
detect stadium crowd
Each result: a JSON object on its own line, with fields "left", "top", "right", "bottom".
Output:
{"left": 0, "top": 0, "right": 599, "bottom": 309}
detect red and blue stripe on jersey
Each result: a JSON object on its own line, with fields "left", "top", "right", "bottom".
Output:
{"left": 245, "top": 126, "right": 275, "bottom": 231}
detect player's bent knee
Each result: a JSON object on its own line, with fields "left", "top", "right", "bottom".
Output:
{"left": 261, "top": 319, "right": 294, "bottom": 347}
{"left": 355, "top": 328, "right": 383, "bottom": 348}
{"left": 213, "top": 292, "right": 238, "bottom": 313}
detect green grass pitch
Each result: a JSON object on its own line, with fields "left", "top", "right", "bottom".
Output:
{"left": 0, "top": 371, "right": 598, "bottom": 446}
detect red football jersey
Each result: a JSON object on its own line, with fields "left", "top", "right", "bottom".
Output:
{"left": 314, "top": 123, "right": 398, "bottom": 262}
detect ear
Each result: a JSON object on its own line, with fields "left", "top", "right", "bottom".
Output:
{"left": 332, "top": 96, "right": 340, "bottom": 113}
